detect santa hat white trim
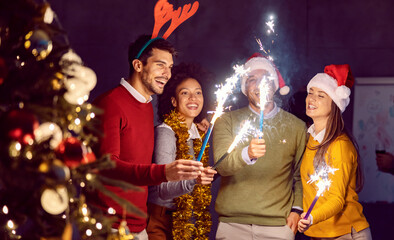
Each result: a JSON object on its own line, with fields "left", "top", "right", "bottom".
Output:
{"left": 307, "top": 73, "right": 350, "bottom": 112}
{"left": 241, "top": 55, "right": 289, "bottom": 96}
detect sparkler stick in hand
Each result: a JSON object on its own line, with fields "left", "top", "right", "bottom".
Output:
{"left": 196, "top": 65, "right": 247, "bottom": 162}
{"left": 212, "top": 120, "right": 253, "bottom": 169}
{"left": 258, "top": 76, "right": 272, "bottom": 138}
{"left": 304, "top": 166, "right": 338, "bottom": 220}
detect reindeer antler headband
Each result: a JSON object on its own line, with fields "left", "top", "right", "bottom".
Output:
{"left": 135, "top": 0, "right": 199, "bottom": 59}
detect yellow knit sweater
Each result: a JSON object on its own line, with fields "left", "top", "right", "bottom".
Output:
{"left": 301, "top": 134, "right": 369, "bottom": 238}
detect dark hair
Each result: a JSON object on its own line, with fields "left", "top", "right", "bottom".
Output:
{"left": 128, "top": 35, "right": 176, "bottom": 76}
{"left": 311, "top": 102, "right": 364, "bottom": 192}
{"left": 158, "top": 62, "right": 212, "bottom": 123}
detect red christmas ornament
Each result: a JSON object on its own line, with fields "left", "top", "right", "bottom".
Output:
{"left": 56, "top": 137, "right": 95, "bottom": 168}
{"left": 2, "top": 109, "right": 39, "bottom": 144}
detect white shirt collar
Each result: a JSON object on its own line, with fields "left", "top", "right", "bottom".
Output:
{"left": 248, "top": 102, "right": 280, "bottom": 119}
{"left": 120, "top": 78, "right": 152, "bottom": 103}
{"left": 307, "top": 124, "right": 326, "bottom": 143}
{"left": 187, "top": 123, "right": 201, "bottom": 141}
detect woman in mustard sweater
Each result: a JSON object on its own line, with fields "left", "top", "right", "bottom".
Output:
{"left": 298, "top": 64, "right": 372, "bottom": 240}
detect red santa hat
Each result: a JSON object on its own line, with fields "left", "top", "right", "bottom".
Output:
{"left": 307, "top": 64, "right": 355, "bottom": 113}
{"left": 241, "top": 52, "right": 290, "bottom": 96}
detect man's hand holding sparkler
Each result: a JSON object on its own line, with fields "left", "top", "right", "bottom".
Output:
{"left": 298, "top": 213, "right": 312, "bottom": 233}
{"left": 247, "top": 138, "right": 266, "bottom": 159}
{"left": 165, "top": 160, "right": 204, "bottom": 181}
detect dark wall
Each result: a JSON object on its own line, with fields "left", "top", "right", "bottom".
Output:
{"left": 49, "top": 0, "right": 394, "bottom": 129}
{"left": 48, "top": 0, "right": 394, "bottom": 239}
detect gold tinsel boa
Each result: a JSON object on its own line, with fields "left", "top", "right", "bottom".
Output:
{"left": 163, "top": 110, "right": 212, "bottom": 240}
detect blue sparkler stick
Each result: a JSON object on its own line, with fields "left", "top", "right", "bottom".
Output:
{"left": 196, "top": 123, "right": 213, "bottom": 162}
{"left": 259, "top": 110, "right": 264, "bottom": 139}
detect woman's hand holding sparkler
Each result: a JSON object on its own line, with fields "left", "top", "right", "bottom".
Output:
{"left": 196, "top": 118, "right": 210, "bottom": 133}
{"left": 196, "top": 167, "right": 217, "bottom": 185}
{"left": 298, "top": 212, "right": 312, "bottom": 233}
{"left": 247, "top": 138, "right": 266, "bottom": 159}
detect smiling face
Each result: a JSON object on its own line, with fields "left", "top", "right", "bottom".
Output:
{"left": 140, "top": 48, "right": 173, "bottom": 96}
{"left": 306, "top": 87, "right": 333, "bottom": 123}
{"left": 171, "top": 78, "right": 203, "bottom": 126}
{"left": 245, "top": 69, "right": 275, "bottom": 112}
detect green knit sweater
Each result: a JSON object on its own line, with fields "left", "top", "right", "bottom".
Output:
{"left": 213, "top": 106, "right": 306, "bottom": 226}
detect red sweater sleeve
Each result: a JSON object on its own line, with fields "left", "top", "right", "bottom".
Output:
{"left": 94, "top": 87, "right": 167, "bottom": 186}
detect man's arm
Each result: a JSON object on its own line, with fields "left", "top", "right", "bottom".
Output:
{"left": 292, "top": 123, "right": 307, "bottom": 208}
{"left": 287, "top": 123, "right": 307, "bottom": 233}
{"left": 212, "top": 113, "right": 265, "bottom": 176}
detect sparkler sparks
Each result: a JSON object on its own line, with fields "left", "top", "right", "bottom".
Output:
{"left": 255, "top": 15, "right": 278, "bottom": 62}
{"left": 307, "top": 165, "right": 338, "bottom": 196}
{"left": 196, "top": 65, "right": 246, "bottom": 162}
{"left": 227, "top": 120, "right": 253, "bottom": 153}
{"left": 212, "top": 120, "right": 254, "bottom": 169}
{"left": 257, "top": 75, "right": 275, "bottom": 136}
{"left": 303, "top": 165, "right": 338, "bottom": 220}
{"left": 266, "top": 19, "right": 275, "bottom": 33}
{"left": 210, "top": 64, "right": 246, "bottom": 124}
{"left": 255, "top": 37, "right": 268, "bottom": 55}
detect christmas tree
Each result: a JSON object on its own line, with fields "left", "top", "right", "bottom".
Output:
{"left": 0, "top": 0, "right": 141, "bottom": 239}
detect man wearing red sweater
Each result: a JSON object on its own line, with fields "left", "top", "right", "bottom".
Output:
{"left": 92, "top": 35, "right": 204, "bottom": 239}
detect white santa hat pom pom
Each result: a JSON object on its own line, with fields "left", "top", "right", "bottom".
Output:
{"left": 279, "top": 85, "right": 290, "bottom": 95}
{"left": 335, "top": 85, "right": 350, "bottom": 99}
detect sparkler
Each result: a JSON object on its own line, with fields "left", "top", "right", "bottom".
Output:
{"left": 255, "top": 15, "right": 277, "bottom": 59}
{"left": 212, "top": 120, "right": 253, "bottom": 169}
{"left": 196, "top": 65, "right": 247, "bottom": 162}
{"left": 303, "top": 165, "right": 338, "bottom": 220}
{"left": 258, "top": 76, "right": 275, "bottom": 138}
{"left": 266, "top": 19, "right": 275, "bottom": 34}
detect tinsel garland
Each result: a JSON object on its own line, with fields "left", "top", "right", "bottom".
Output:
{"left": 163, "top": 110, "right": 212, "bottom": 240}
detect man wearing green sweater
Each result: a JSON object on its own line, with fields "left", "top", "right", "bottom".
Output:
{"left": 213, "top": 53, "right": 307, "bottom": 239}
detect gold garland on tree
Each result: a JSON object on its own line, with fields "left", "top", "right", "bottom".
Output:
{"left": 163, "top": 110, "right": 212, "bottom": 240}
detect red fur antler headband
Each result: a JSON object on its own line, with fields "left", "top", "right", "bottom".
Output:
{"left": 152, "top": 0, "right": 199, "bottom": 39}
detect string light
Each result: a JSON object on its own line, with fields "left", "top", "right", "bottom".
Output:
{"left": 2, "top": 205, "right": 9, "bottom": 214}
{"left": 107, "top": 207, "right": 116, "bottom": 215}
{"left": 96, "top": 223, "right": 102, "bottom": 230}
{"left": 7, "top": 220, "right": 15, "bottom": 229}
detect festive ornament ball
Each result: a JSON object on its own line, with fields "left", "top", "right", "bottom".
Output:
{"left": 51, "top": 161, "right": 70, "bottom": 182}
{"left": 56, "top": 137, "right": 95, "bottom": 168}
{"left": 40, "top": 185, "right": 69, "bottom": 215}
{"left": 39, "top": 160, "right": 71, "bottom": 182}
{"left": 59, "top": 49, "right": 82, "bottom": 65}
{"left": 34, "top": 122, "right": 63, "bottom": 149}
{"left": 24, "top": 29, "right": 53, "bottom": 61}
{"left": 43, "top": 5, "right": 54, "bottom": 24}
{"left": 62, "top": 64, "right": 97, "bottom": 105}
{"left": 1, "top": 109, "right": 39, "bottom": 144}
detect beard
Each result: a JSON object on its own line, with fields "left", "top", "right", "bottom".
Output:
{"left": 141, "top": 70, "right": 165, "bottom": 95}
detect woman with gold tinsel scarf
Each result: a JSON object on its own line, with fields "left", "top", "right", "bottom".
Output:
{"left": 147, "top": 63, "right": 216, "bottom": 240}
